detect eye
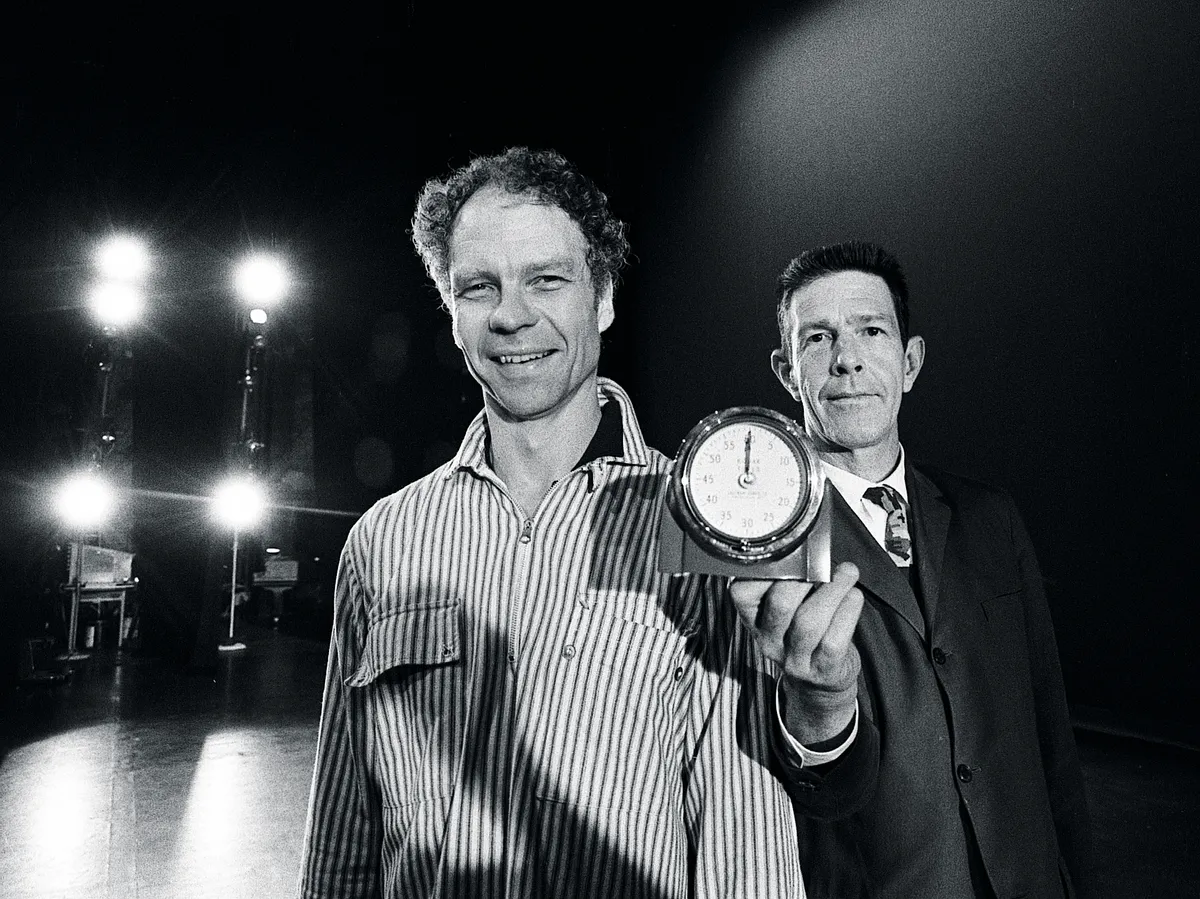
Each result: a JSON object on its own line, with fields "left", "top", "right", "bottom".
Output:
{"left": 455, "top": 281, "right": 496, "bottom": 300}
{"left": 863, "top": 325, "right": 886, "bottom": 337}
{"left": 531, "top": 274, "right": 568, "bottom": 290}
{"left": 803, "top": 332, "right": 829, "bottom": 345}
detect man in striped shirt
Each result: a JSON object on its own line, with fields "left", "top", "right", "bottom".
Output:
{"left": 296, "top": 148, "right": 861, "bottom": 898}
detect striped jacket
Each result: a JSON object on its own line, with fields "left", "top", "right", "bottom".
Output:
{"left": 297, "top": 379, "right": 807, "bottom": 898}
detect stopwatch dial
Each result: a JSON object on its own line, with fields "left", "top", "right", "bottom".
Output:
{"left": 685, "top": 421, "right": 806, "bottom": 541}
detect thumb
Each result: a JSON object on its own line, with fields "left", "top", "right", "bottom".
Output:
{"left": 728, "top": 578, "right": 773, "bottom": 606}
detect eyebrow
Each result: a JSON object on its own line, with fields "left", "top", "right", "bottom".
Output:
{"left": 449, "top": 254, "right": 584, "bottom": 284}
{"left": 795, "top": 311, "right": 893, "bottom": 331}
{"left": 524, "top": 255, "right": 583, "bottom": 276}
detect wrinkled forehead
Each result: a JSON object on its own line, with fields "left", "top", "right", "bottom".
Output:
{"left": 450, "top": 188, "right": 587, "bottom": 262}
{"left": 447, "top": 188, "right": 599, "bottom": 298}
{"left": 785, "top": 270, "right": 898, "bottom": 332}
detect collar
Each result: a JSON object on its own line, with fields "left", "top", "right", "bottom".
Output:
{"left": 444, "top": 377, "right": 652, "bottom": 480}
{"left": 574, "top": 396, "right": 624, "bottom": 467}
{"left": 820, "top": 444, "right": 909, "bottom": 504}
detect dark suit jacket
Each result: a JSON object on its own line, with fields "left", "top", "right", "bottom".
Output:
{"left": 783, "top": 463, "right": 1094, "bottom": 899}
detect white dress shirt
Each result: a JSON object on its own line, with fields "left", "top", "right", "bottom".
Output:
{"left": 820, "top": 445, "right": 912, "bottom": 568}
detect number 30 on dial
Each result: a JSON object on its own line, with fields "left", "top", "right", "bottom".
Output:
{"left": 667, "top": 406, "right": 825, "bottom": 564}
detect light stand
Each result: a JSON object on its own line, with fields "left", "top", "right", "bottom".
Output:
{"left": 58, "top": 236, "right": 147, "bottom": 660}
{"left": 54, "top": 327, "right": 123, "bottom": 662}
{"left": 216, "top": 255, "right": 286, "bottom": 654}
{"left": 219, "top": 528, "right": 247, "bottom": 652}
{"left": 216, "top": 313, "right": 271, "bottom": 653}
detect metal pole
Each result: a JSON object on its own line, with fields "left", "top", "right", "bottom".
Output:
{"left": 219, "top": 529, "right": 247, "bottom": 652}
{"left": 68, "top": 541, "right": 82, "bottom": 650}
{"left": 229, "top": 529, "right": 239, "bottom": 642}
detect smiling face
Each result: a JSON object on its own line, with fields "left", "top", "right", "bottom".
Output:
{"left": 447, "top": 186, "right": 614, "bottom": 424}
{"left": 771, "top": 270, "right": 924, "bottom": 478}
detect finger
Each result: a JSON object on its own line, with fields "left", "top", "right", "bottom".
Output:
{"left": 801, "top": 562, "right": 860, "bottom": 619}
{"left": 728, "top": 578, "right": 772, "bottom": 607}
{"left": 752, "top": 580, "right": 814, "bottom": 638}
{"left": 829, "top": 561, "right": 860, "bottom": 590}
{"left": 728, "top": 578, "right": 772, "bottom": 628}
{"left": 814, "top": 586, "right": 864, "bottom": 663}
{"left": 729, "top": 579, "right": 813, "bottom": 638}
{"left": 782, "top": 563, "right": 861, "bottom": 659}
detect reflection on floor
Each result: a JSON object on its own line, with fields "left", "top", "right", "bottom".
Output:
{"left": 1, "top": 626, "right": 324, "bottom": 899}
{"left": 1, "top": 626, "right": 1197, "bottom": 898}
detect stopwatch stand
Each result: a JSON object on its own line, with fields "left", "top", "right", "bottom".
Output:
{"left": 657, "top": 488, "right": 833, "bottom": 581}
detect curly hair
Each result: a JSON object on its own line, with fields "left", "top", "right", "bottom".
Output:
{"left": 775, "top": 240, "right": 911, "bottom": 362}
{"left": 411, "top": 147, "right": 630, "bottom": 305}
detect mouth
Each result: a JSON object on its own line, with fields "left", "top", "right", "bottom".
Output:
{"left": 493, "top": 350, "right": 554, "bottom": 365}
{"left": 826, "top": 393, "right": 876, "bottom": 403}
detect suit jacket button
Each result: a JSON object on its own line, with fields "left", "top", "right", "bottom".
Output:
{"left": 932, "top": 647, "right": 947, "bottom": 665}
{"left": 956, "top": 763, "right": 974, "bottom": 783}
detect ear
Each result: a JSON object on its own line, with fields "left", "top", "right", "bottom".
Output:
{"left": 901, "top": 335, "right": 925, "bottom": 392}
{"left": 771, "top": 348, "right": 802, "bottom": 401}
{"left": 596, "top": 277, "right": 615, "bottom": 333}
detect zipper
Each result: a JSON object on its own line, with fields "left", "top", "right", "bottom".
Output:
{"left": 506, "top": 515, "right": 535, "bottom": 669}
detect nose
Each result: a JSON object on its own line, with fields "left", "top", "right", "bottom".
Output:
{"left": 488, "top": 285, "right": 538, "bottom": 333}
{"left": 831, "top": 336, "right": 864, "bottom": 375}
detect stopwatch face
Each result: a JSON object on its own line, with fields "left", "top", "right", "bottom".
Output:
{"left": 669, "top": 407, "right": 823, "bottom": 562}
{"left": 684, "top": 421, "right": 806, "bottom": 540}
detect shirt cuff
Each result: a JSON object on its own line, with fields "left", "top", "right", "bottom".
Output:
{"left": 774, "top": 677, "right": 859, "bottom": 767}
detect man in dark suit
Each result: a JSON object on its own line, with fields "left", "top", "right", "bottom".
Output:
{"left": 730, "top": 241, "right": 1093, "bottom": 898}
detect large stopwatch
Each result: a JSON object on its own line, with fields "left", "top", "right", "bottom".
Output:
{"left": 659, "top": 406, "right": 831, "bottom": 579}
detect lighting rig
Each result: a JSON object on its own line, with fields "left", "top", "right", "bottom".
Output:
{"left": 213, "top": 254, "right": 289, "bottom": 652}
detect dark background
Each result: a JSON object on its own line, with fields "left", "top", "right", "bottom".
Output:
{"left": 1, "top": 2, "right": 1196, "bottom": 739}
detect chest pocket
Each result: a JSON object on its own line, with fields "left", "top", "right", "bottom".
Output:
{"left": 584, "top": 585, "right": 694, "bottom": 657}
{"left": 977, "top": 568, "right": 1026, "bottom": 637}
{"left": 346, "top": 602, "right": 462, "bottom": 810}
{"left": 532, "top": 585, "right": 696, "bottom": 813}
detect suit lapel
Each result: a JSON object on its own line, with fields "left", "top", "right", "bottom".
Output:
{"left": 907, "top": 464, "right": 950, "bottom": 627}
{"left": 830, "top": 487, "right": 926, "bottom": 642}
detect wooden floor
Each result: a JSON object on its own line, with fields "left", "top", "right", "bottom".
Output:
{"left": 1, "top": 626, "right": 1197, "bottom": 899}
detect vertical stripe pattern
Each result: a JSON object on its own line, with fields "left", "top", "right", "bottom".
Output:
{"left": 297, "top": 379, "right": 806, "bottom": 898}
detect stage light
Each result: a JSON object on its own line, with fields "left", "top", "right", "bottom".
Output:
{"left": 57, "top": 471, "right": 115, "bottom": 530}
{"left": 265, "top": 546, "right": 281, "bottom": 554}
{"left": 249, "top": 308, "right": 268, "bottom": 325}
{"left": 96, "top": 236, "right": 150, "bottom": 283}
{"left": 89, "top": 282, "right": 142, "bottom": 328}
{"left": 212, "top": 476, "right": 266, "bottom": 529}
{"left": 234, "top": 255, "right": 289, "bottom": 306}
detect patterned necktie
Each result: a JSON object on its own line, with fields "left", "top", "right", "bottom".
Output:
{"left": 862, "top": 485, "right": 912, "bottom": 563}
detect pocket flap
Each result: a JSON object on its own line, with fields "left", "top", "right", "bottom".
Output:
{"left": 345, "top": 601, "right": 460, "bottom": 687}
{"left": 980, "top": 591, "right": 1023, "bottom": 622}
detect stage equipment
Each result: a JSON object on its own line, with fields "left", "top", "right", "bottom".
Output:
{"left": 234, "top": 254, "right": 288, "bottom": 306}
{"left": 215, "top": 254, "right": 289, "bottom": 652}
{"left": 60, "top": 543, "right": 136, "bottom": 658}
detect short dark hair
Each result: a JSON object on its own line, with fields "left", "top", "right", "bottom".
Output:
{"left": 775, "top": 241, "right": 911, "bottom": 359}
{"left": 410, "top": 147, "right": 630, "bottom": 305}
